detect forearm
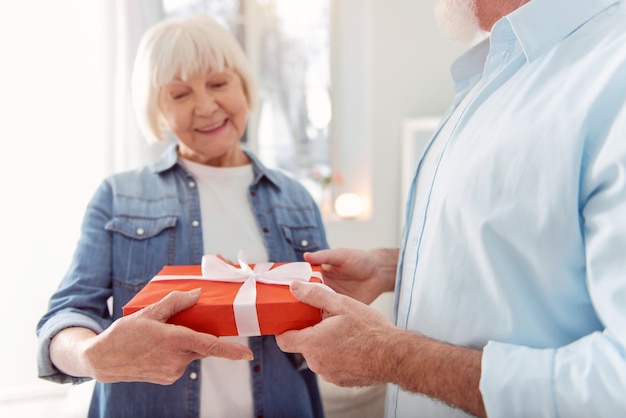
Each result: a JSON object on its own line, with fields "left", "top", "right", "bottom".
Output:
{"left": 371, "top": 248, "right": 400, "bottom": 292}
{"left": 278, "top": 283, "right": 486, "bottom": 416}
{"left": 49, "top": 327, "right": 97, "bottom": 378}
{"left": 382, "top": 329, "right": 486, "bottom": 417}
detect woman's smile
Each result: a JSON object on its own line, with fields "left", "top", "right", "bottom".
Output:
{"left": 196, "top": 119, "right": 228, "bottom": 135}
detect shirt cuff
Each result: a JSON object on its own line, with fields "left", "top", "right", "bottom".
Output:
{"left": 480, "top": 340, "right": 556, "bottom": 418}
{"left": 37, "top": 312, "right": 103, "bottom": 384}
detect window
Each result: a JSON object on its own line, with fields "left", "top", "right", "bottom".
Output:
{"left": 163, "top": 0, "right": 332, "bottom": 202}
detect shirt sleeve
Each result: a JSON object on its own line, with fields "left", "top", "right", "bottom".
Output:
{"left": 480, "top": 102, "right": 626, "bottom": 417}
{"left": 37, "top": 311, "right": 103, "bottom": 384}
{"left": 36, "top": 180, "right": 115, "bottom": 384}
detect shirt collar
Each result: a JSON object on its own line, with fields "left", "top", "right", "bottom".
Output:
{"left": 450, "top": 39, "right": 491, "bottom": 95}
{"left": 151, "top": 143, "right": 179, "bottom": 173}
{"left": 151, "top": 143, "right": 282, "bottom": 188}
{"left": 450, "top": 0, "right": 620, "bottom": 92}
{"left": 505, "top": 0, "right": 620, "bottom": 62}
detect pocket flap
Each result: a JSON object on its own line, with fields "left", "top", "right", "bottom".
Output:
{"left": 280, "top": 225, "right": 322, "bottom": 251}
{"left": 105, "top": 215, "right": 177, "bottom": 240}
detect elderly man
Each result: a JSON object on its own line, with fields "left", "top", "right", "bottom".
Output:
{"left": 276, "top": 0, "right": 626, "bottom": 417}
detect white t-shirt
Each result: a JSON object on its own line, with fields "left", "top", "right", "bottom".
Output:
{"left": 180, "top": 157, "right": 268, "bottom": 418}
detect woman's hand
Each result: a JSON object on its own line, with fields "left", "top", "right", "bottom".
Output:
{"left": 50, "top": 289, "right": 253, "bottom": 385}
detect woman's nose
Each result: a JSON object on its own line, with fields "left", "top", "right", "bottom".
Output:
{"left": 194, "top": 92, "right": 218, "bottom": 115}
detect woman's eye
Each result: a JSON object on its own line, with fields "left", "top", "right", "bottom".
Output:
{"left": 172, "top": 92, "right": 188, "bottom": 100}
{"left": 210, "top": 79, "right": 228, "bottom": 88}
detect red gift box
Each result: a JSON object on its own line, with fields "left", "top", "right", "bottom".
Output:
{"left": 122, "top": 257, "right": 324, "bottom": 337}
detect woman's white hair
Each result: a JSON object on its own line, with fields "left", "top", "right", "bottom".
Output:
{"left": 131, "top": 14, "right": 258, "bottom": 142}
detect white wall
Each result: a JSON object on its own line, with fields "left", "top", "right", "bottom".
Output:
{"left": 326, "top": 0, "right": 469, "bottom": 250}
{"left": 0, "top": 0, "right": 107, "bottom": 395}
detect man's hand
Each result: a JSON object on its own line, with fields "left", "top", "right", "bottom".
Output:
{"left": 276, "top": 281, "right": 397, "bottom": 387}
{"left": 304, "top": 248, "right": 398, "bottom": 304}
{"left": 51, "top": 289, "right": 253, "bottom": 385}
{"left": 276, "top": 281, "right": 486, "bottom": 417}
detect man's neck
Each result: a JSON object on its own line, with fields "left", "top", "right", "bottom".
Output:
{"left": 475, "top": 0, "right": 531, "bottom": 31}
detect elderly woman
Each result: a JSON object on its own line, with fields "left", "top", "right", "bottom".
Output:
{"left": 37, "top": 14, "right": 328, "bottom": 418}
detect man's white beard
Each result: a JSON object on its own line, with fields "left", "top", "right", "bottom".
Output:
{"left": 434, "top": 0, "right": 481, "bottom": 42}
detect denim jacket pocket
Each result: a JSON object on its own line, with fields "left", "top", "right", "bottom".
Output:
{"left": 280, "top": 224, "right": 324, "bottom": 254}
{"left": 105, "top": 215, "right": 178, "bottom": 287}
{"left": 106, "top": 215, "right": 177, "bottom": 240}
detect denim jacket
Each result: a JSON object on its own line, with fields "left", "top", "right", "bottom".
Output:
{"left": 37, "top": 144, "right": 329, "bottom": 418}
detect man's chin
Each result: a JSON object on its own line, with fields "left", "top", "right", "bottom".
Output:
{"left": 440, "top": 27, "right": 481, "bottom": 43}
{"left": 434, "top": 0, "right": 481, "bottom": 42}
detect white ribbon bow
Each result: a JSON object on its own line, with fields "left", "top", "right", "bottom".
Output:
{"left": 201, "top": 252, "right": 319, "bottom": 336}
{"left": 154, "top": 251, "right": 320, "bottom": 336}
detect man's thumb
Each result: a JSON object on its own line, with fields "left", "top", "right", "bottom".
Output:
{"left": 290, "top": 281, "right": 340, "bottom": 313}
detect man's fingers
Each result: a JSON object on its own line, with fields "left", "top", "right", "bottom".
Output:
{"left": 139, "top": 289, "right": 201, "bottom": 323}
{"left": 304, "top": 248, "right": 349, "bottom": 266}
{"left": 276, "top": 328, "right": 307, "bottom": 353}
{"left": 276, "top": 282, "right": 345, "bottom": 354}
{"left": 290, "top": 281, "right": 352, "bottom": 315}
{"left": 303, "top": 249, "right": 332, "bottom": 265}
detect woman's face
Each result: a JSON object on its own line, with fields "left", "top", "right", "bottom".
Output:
{"left": 158, "top": 68, "right": 250, "bottom": 166}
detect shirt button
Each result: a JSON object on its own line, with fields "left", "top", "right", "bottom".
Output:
{"left": 300, "top": 239, "right": 308, "bottom": 247}
{"left": 188, "top": 181, "right": 196, "bottom": 188}
{"left": 262, "top": 227, "right": 269, "bottom": 233}
{"left": 136, "top": 228, "right": 145, "bottom": 236}
{"left": 192, "top": 220, "right": 200, "bottom": 227}
{"left": 253, "top": 365, "right": 261, "bottom": 373}
{"left": 189, "top": 372, "right": 198, "bottom": 380}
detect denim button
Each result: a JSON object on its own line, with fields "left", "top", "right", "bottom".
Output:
{"left": 136, "top": 228, "right": 145, "bottom": 236}
{"left": 300, "top": 239, "right": 308, "bottom": 247}
{"left": 192, "top": 220, "right": 200, "bottom": 227}
{"left": 188, "top": 181, "right": 196, "bottom": 188}
{"left": 189, "top": 372, "right": 198, "bottom": 380}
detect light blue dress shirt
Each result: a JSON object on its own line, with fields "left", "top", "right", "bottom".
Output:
{"left": 390, "top": 0, "right": 626, "bottom": 417}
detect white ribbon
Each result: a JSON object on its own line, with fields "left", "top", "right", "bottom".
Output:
{"left": 153, "top": 251, "right": 321, "bottom": 336}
